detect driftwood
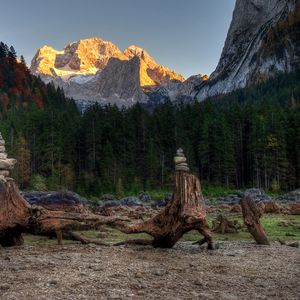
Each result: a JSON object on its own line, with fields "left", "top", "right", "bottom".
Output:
{"left": 0, "top": 180, "right": 122, "bottom": 247}
{"left": 67, "top": 232, "right": 110, "bottom": 246}
{"left": 113, "top": 171, "right": 213, "bottom": 249}
{"left": 240, "top": 197, "right": 270, "bottom": 245}
{"left": 212, "top": 215, "right": 241, "bottom": 234}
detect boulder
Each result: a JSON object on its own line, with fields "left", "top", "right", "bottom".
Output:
{"left": 215, "top": 195, "right": 240, "bottom": 205}
{"left": 238, "top": 188, "right": 272, "bottom": 203}
{"left": 153, "top": 193, "right": 172, "bottom": 208}
{"left": 120, "top": 197, "right": 142, "bottom": 207}
{"left": 100, "top": 194, "right": 116, "bottom": 202}
{"left": 139, "top": 192, "right": 151, "bottom": 203}
{"left": 22, "top": 191, "right": 88, "bottom": 213}
{"left": 277, "top": 189, "right": 300, "bottom": 202}
{"left": 100, "top": 200, "right": 121, "bottom": 208}
{"left": 239, "top": 188, "right": 261, "bottom": 197}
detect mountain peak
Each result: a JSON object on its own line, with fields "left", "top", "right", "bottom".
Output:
{"left": 194, "top": 0, "right": 299, "bottom": 100}
{"left": 30, "top": 37, "right": 186, "bottom": 106}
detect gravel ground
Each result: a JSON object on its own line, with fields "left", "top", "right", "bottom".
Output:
{"left": 0, "top": 241, "right": 299, "bottom": 300}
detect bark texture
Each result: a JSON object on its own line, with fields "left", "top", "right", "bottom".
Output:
{"left": 0, "top": 181, "right": 31, "bottom": 246}
{"left": 212, "top": 215, "right": 241, "bottom": 234}
{"left": 0, "top": 180, "right": 123, "bottom": 247}
{"left": 114, "top": 171, "right": 213, "bottom": 249}
{"left": 240, "top": 197, "right": 270, "bottom": 245}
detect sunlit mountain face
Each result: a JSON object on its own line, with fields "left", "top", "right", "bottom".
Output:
{"left": 31, "top": 37, "right": 206, "bottom": 108}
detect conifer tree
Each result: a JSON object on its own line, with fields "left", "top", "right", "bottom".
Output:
{"left": 8, "top": 45, "right": 17, "bottom": 61}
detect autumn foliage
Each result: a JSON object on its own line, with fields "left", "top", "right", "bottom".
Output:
{"left": 0, "top": 42, "right": 46, "bottom": 111}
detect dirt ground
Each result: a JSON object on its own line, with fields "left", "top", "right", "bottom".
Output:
{"left": 0, "top": 241, "right": 299, "bottom": 300}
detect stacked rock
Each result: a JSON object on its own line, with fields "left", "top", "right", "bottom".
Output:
{"left": 0, "top": 132, "right": 17, "bottom": 182}
{"left": 174, "top": 148, "right": 190, "bottom": 172}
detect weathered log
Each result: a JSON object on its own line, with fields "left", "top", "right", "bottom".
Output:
{"left": 212, "top": 215, "right": 241, "bottom": 234}
{"left": 113, "top": 170, "right": 213, "bottom": 249}
{"left": 240, "top": 197, "right": 270, "bottom": 245}
{"left": 67, "top": 232, "right": 110, "bottom": 246}
{"left": 0, "top": 180, "right": 124, "bottom": 247}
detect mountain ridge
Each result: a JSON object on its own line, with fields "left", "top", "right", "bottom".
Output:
{"left": 194, "top": 0, "right": 300, "bottom": 100}
{"left": 31, "top": 0, "right": 300, "bottom": 107}
{"left": 31, "top": 37, "right": 198, "bottom": 107}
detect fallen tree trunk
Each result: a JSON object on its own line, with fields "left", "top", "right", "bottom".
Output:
{"left": 240, "top": 197, "right": 270, "bottom": 245}
{"left": 67, "top": 232, "right": 110, "bottom": 246}
{"left": 212, "top": 215, "right": 241, "bottom": 234}
{"left": 113, "top": 171, "right": 213, "bottom": 249}
{"left": 0, "top": 180, "right": 123, "bottom": 247}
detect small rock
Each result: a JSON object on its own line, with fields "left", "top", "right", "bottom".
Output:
{"left": 194, "top": 279, "right": 204, "bottom": 286}
{"left": 49, "top": 280, "right": 58, "bottom": 285}
{"left": 92, "top": 266, "right": 104, "bottom": 271}
{"left": 134, "top": 272, "right": 143, "bottom": 278}
{"left": 120, "top": 197, "right": 142, "bottom": 207}
{"left": 0, "top": 284, "right": 10, "bottom": 291}
{"left": 154, "top": 269, "right": 167, "bottom": 276}
{"left": 285, "top": 232, "right": 296, "bottom": 237}
{"left": 189, "top": 262, "right": 198, "bottom": 268}
{"left": 287, "top": 242, "right": 299, "bottom": 248}
{"left": 127, "top": 293, "right": 135, "bottom": 297}
{"left": 278, "top": 239, "right": 286, "bottom": 245}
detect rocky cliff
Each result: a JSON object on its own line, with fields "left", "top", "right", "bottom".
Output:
{"left": 194, "top": 0, "right": 300, "bottom": 100}
{"left": 31, "top": 38, "right": 196, "bottom": 107}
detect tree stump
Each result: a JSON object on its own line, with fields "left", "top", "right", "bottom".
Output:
{"left": 0, "top": 132, "right": 127, "bottom": 247}
{"left": 240, "top": 197, "right": 270, "bottom": 245}
{"left": 0, "top": 179, "right": 127, "bottom": 247}
{"left": 114, "top": 170, "right": 213, "bottom": 249}
{"left": 0, "top": 180, "right": 31, "bottom": 246}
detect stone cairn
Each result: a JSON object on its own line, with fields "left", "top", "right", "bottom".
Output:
{"left": 0, "top": 132, "right": 17, "bottom": 182}
{"left": 174, "top": 148, "right": 190, "bottom": 172}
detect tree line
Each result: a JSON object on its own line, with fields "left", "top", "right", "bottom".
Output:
{"left": 0, "top": 42, "right": 299, "bottom": 196}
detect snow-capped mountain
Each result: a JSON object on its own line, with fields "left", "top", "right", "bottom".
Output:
{"left": 31, "top": 37, "right": 205, "bottom": 107}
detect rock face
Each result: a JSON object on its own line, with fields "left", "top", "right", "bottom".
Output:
{"left": 31, "top": 37, "right": 196, "bottom": 107}
{"left": 194, "top": 0, "right": 300, "bottom": 100}
{"left": 0, "top": 133, "right": 17, "bottom": 182}
{"left": 31, "top": 38, "right": 127, "bottom": 77}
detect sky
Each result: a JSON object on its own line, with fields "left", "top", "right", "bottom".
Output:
{"left": 0, "top": 0, "right": 236, "bottom": 78}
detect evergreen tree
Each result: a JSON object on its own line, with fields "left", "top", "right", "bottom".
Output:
{"left": 20, "top": 55, "right": 26, "bottom": 65}
{"left": 0, "top": 42, "right": 7, "bottom": 58}
{"left": 8, "top": 45, "right": 17, "bottom": 61}
{"left": 13, "top": 135, "right": 31, "bottom": 188}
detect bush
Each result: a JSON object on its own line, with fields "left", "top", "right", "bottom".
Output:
{"left": 29, "top": 174, "right": 47, "bottom": 191}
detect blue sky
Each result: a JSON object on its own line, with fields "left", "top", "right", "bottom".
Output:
{"left": 0, "top": 0, "right": 236, "bottom": 78}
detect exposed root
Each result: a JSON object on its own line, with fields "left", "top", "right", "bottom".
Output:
{"left": 113, "top": 239, "right": 153, "bottom": 246}
{"left": 68, "top": 232, "right": 110, "bottom": 246}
